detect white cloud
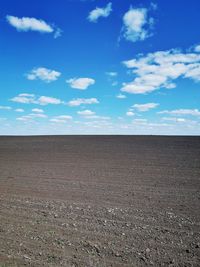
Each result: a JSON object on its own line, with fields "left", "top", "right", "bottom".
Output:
{"left": 122, "top": 7, "right": 153, "bottom": 43}
{"left": 122, "top": 48, "right": 200, "bottom": 94}
{"left": 16, "top": 117, "right": 29, "bottom": 122}
{"left": 126, "top": 111, "right": 135, "bottom": 116}
{"left": 150, "top": 2, "right": 158, "bottom": 11}
{"left": 19, "top": 93, "right": 35, "bottom": 97}
{"left": 106, "top": 72, "right": 118, "bottom": 77}
{"left": 133, "top": 119, "right": 148, "bottom": 124}
{"left": 68, "top": 98, "right": 99, "bottom": 107}
{"left": 11, "top": 94, "right": 63, "bottom": 106}
{"left": 49, "top": 119, "right": 66, "bottom": 123}
{"left": 83, "top": 115, "right": 110, "bottom": 120}
{"left": 37, "top": 96, "right": 62, "bottom": 105}
{"left": 15, "top": 108, "right": 24, "bottom": 112}
{"left": 66, "top": 77, "right": 95, "bottom": 90}
{"left": 50, "top": 115, "right": 72, "bottom": 123}
{"left": 55, "top": 115, "right": 72, "bottom": 120}
{"left": 158, "top": 109, "right": 200, "bottom": 116}
{"left": 53, "top": 28, "right": 62, "bottom": 39}
{"left": 32, "top": 108, "right": 44, "bottom": 113}
{"left": 77, "top": 110, "right": 95, "bottom": 116}
{"left": 17, "top": 113, "right": 47, "bottom": 121}
{"left": 194, "top": 44, "right": 200, "bottom": 53}
{"left": 0, "top": 106, "right": 12, "bottom": 110}
{"left": 6, "top": 15, "right": 53, "bottom": 32}
{"left": 112, "top": 81, "right": 118, "bottom": 86}
{"left": 133, "top": 103, "right": 159, "bottom": 112}
{"left": 88, "top": 2, "right": 112, "bottom": 23}
{"left": 11, "top": 94, "right": 36, "bottom": 104}
{"left": 6, "top": 15, "right": 61, "bottom": 38}
{"left": 162, "top": 117, "right": 186, "bottom": 122}
{"left": 29, "top": 113, "right": 47, "bottom": 118}
{"left": 27, "top": 67, "right": 61, "bottom": 83}
{"left": 116, "top": 94, "right": 126, "bottom": 99}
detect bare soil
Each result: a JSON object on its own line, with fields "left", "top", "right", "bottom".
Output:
{"left": 0, "top": 136, "right": 200, "bottom": 266}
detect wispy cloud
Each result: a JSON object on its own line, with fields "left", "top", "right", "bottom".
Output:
{"left": 67, "top": 98, "right": 99, "bottom": 107}
{"left": 88, "top": 2, "right": 112, "bottom": 23}
{"left": 106, "top": 72, "right": 118, "bottom": 77}
{"left": 66, "top": 77, "right": 95, "bottom": 90}
{"left": 6, "top": 15, "right": 62, "bottom": 38}
{"left": 15, "top": 108, "right": 24, "bottom": 112}
{"left": 0, "top": 106, "right": 12, "bottom": 110}
{"left": 116, "top": 94, "right": 126, "bottom": 99}
{"left": 27, "top": 67, "right": 61, "bottom": 83}
{"left": 122, "top": 7, "right": 154, "bottom": 43}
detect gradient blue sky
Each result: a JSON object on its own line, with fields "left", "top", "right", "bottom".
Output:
{"left": 0, "top": 0, "right": 200, "bottom": 135}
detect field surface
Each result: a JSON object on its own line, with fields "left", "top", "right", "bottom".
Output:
{"left": 0, "top": 136, "right": 200, "bottom": 267}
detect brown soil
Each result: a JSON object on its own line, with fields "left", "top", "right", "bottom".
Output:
{"left": 0, "top": 136, "right": 200, "bottom": 266}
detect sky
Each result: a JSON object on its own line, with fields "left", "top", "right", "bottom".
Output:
{"left": 0, "top": 0, "right": 200, "bottom": 135}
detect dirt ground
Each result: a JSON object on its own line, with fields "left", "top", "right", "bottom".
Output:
{"left": 0, "top": 136, "right": 199, "bottom": 267}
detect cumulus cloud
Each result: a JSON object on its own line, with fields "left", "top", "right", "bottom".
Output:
{"left": 133, "top": 103, "right": 159, "bottom": 112}
{"left": 88, "top": 2, "right": 112, "bottom": 22}
{"left": 55, "top": 115, "right": 72, "bottom": 120}
{"left": 6, "top": 15, "right": 61, "bottom": 38}
{"left": 122, "top": 48, "right": 200, "bottom": 94}
{"left": 66, "top": 77, "right": 95, "bottom": 90}
{"left": 162, "top": 117, "right": 186, "bottom": 122}
{"left": 67, "top": 98, "right": 99, "bottom": 107}
{"left": 133, "top": 118, "right": 148, "bottom": 124}
{"left": 83, "top": 115, "right": 110, "bottom": 120}
{"left": 16, "top": 117, "right": 29, "bottom": 122}
{"left": 50, "top": 115, "right": 72, "bottom": 123}
{"left": 29, "top": 113, "right": 47, "bottom": 118}
{"left": 11, "top": 94, "right": 36, "bottom": 104}
{"left": 0, "top": 106, "right": 12, "bottom": 110}
{"left": 27, "top": 67, "right": 61, "bottom": 83}
{"left": 11, "top": 94, "right": 63, "bottom": 106}
{"left": 116, "top": 94, "right": 126, "bottom": 99}
{"left": 37, "top": 96, "right": 62, "bottom": 105}
{"left": 122, "top": 7, "right": 154, "bottom": 43}
{"left": 77, "top": 110, "right": 95, "bottom": 116}
{"left": 17, "top": 113, "right": 47, "bottom": 122}
{"left": 32, "top": 108, "right": 44, "bottom": 113}
{"left": 15, "top": 108, "right": 24, "bottom": 112}
{"left": 158, "top": 109, "right": 200, "bottom": 116}
{"left": 126, "top": 111, "right": 135, "bottom": 116}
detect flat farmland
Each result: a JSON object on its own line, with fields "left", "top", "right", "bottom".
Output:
{"left": 0, "top": 136, "right": 200, "bottom": 266}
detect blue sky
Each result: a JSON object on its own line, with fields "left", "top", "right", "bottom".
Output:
{"left": 0, "top": 0, "right": 200, "bottom": 135}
